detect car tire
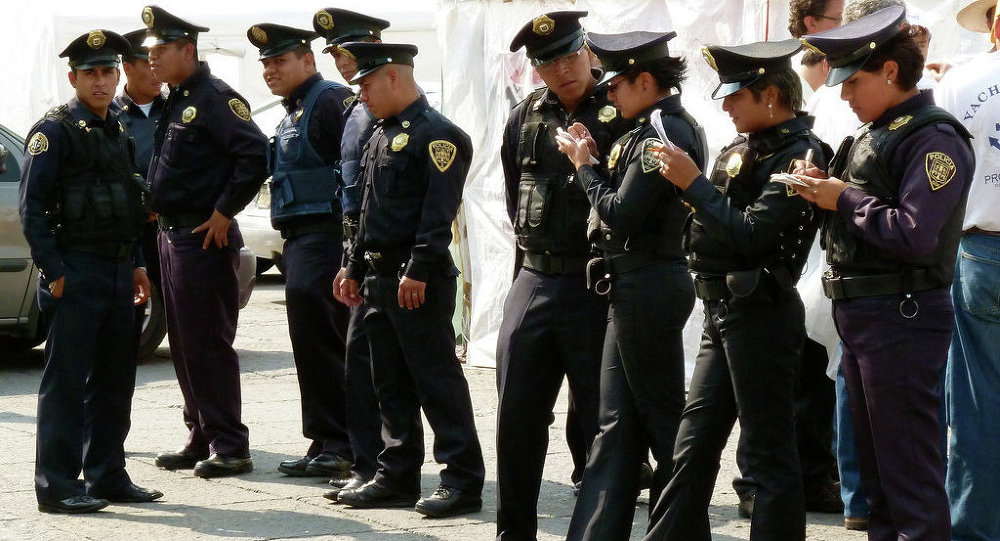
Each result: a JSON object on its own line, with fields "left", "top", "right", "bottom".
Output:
{"left": 255, "top": 257, "right": 274, "bottom": 276}
{"left": 137, "top": 280, "right": 167, "bottom": 360}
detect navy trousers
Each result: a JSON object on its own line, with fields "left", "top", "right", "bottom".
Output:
{"left": 158, "top": 225, "right": 249, "bottom": 457}
{"left": 345, "top": 300, "right": 382, "bottom": 481}
{"left": 35, "top": 251, "right": 137, "bottom": 504}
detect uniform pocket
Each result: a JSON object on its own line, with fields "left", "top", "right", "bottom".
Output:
{"left": 958, "top": 250, "right": 1000, "bottom": 321}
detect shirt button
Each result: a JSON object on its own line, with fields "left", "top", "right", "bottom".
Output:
{"left": 605, "top": 234, "right": 612, "bottom": 240}
{"left": 183, "top": 90, "right": 190, "bottom": 97}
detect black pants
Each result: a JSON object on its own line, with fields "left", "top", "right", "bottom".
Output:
{"left": 567, "top": 261, "right": 693, "bottom": 541}
{"left": 645, "top": 282, "right": 805, "bottom": 541}
{"left": 345, "top": 300, "right": 382, "bottom": 481}
{"left": 282, "top": 230, "right": 351, "bottom": 458}
{"left": 361, "top": 273, "right": 485, "bottom": 494}
{"left": 495, "top": 269, "right": 606, "bottom": 541}
{"left": 158, "top": 225, "right": 249, "bottom": 457}
{"left": 35, "top": 251, "right": 137, "bottom": 503}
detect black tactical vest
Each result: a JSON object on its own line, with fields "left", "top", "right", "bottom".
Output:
{"left": 515, "top": 89, "right": 620, "bottom": 256}
{"left": 823, "top": 106, "right": 973, "bottom": 285}
{"left": 48, "top": 105, "right": 148, "bottom": 246}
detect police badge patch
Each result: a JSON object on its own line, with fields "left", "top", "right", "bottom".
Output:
{"left": 343, "top": 95, "right": 356, "bottom": 109}
{"left": 228, "top": 99, "right": 251, "bottom": 121}
{"left": 87, "top": 30, "right": 106, "bottom": 50}
{"left": 608, "top": 143, "right": 622, "bottom": 169}
{"left": 142, "top": 7, "right": 155, "bottom": 28}
{"left": 181, "top": 106, "right": 197, "bottom": 123}
{"left": 598, "top": 105, "right": 617, "bottom": 123}
{"left": 925, "top": 152, "right": 957, "bottom": 191}
{"left": 391, "top": 133, "right": 409, "bottom": 152}
{"left": 429, "top": 140, "right": 457, "bottom": 172}
{"left": 641, "top": 138, "right": 660, "bottom": 173}
{"left": 27, "top": 133, "right": 49, "bottom": 155}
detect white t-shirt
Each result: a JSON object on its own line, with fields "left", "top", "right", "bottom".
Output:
{"left": 936, "top": 51, "right": 1000, "bottom": 232}
{"left": 136, "top": 101, "right": 154, "bottom": 118}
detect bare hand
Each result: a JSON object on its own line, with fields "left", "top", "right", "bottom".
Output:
{"left": 925, "top": 61, "right": 952, "bottom": 82}
{"left": 192, "top": 209, "right": 232, "bottom": 250}
{"left": 397, "top": 276, "right": 426, "bottom": 310}
{"left": 792, "top": 174, "right": 847, "bottom": 211}
{"left": 565, "top": 122, "right": 598, "bottom": 159}
{"left": 332, "top": 267, "right": 349, "bottom": 304}
{"left": 134, "top": 267, "right": 151, "bottom": 306}
{"left": 337, "top": 277, "right": 364, "bottom": 307}
{"left": 49, "top": 276, "right": 65, "bottom": 299}
{"left": 657, "top": 144, "right": 701, "bottom": 190}
{"left": 556, "top": 131, "right": 596, "bottom": 170}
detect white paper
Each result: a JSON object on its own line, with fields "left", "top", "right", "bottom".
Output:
{"left": 650, "top": 109, "right": 677, "bottom": 151}
{"left": 556, "top": 127, "right": 599, "bottom": 165}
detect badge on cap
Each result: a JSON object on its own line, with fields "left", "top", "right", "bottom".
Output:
{"left": 182, "top": 106, "right": 197, "bottom": 123}
{"left": 27, "top": 133, "right": 49, "bottom": 156}
{"left": 251, "top": 26, "right": 268, "bottom": 44}
{"left": 391, "top": 133, "right": 409, "bottom": 152}
{"left": 725, "top": 152, "right": 743, "bottom": 178}
{"left": 925, "top": 152, "right": 957, "bottom": 191}
{"left": 142, "top": 7, "right": 155, "bottom": 28}
{"left": 229, "top": 99, "right": 251, "bottom": 121}
{"left": 532, "top": 15, "right": 555, "bottom": 36}
{"left": 87, "top": 30, "right": 106, "bottom": 50}
{"left": 799, "top": 38, "right": 824, "bottom": 56}
{"left": 608, "top": 143, "right": 622, "bottom": 169}
{"left": 315, "top": 10, "right": 335, "bottom": 30}
{"left": 430, "top": 140, "right": 457, "bottom": 172}
{"left": 702, "top": 47, "right": 718, "bottom": 72}
{"left": 598, "top": 105, "right": 617, "bottom": 123}
{"left": 641, "top": 139, "right": 660, "bottom": 173}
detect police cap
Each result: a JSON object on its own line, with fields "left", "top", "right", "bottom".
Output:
{"left": 140, "top": 5, "right": 209, "bottom": 48}
{"left": 510, "top": 11, "right": 588, "bottom": 66}
{"left": 60, "top": 29, "right": 131, "bottom": 70}
{"left": 339, "top": 42, "right": 418, "bottom": 84}
{"left": 247, "top": 24, "right": 317, "bottom": 60}
{"left": 313, "top": 8, "right": 390, "bottom": 54}
{"left": 122, "top": 29, "right": 149, "bottom": 60}
{"left": 800, "top": 5, "right": 906, "bottom": 86}
{"left": 702, "top": 38, "right": 802, "bottom": 99}
{"left": 586, "top": 31, "right": 677, "bottom": 85}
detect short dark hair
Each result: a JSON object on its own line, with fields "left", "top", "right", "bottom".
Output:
{"left": 788, "top": 0, "right": 837, "bottom": 37}
{"left": 859, "top": 24, "right": 923, "bottom": 91}
{"left": 291, "top": 44, "right": 313, "bottom": 59}
{"left": 747, "top": 69, "right": 803, "bottom": 111}
{"left": 621, "top": 56, "right": 688, "bottom": 94}
{"left": 800, "top": 50, "right": 825, "bottom": 67}
{"left": 173, "top": 37, "right": 199, "bottom": 61}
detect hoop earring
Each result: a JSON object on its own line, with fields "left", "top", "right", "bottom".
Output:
{"left": 768, "top": 102, "right": 774, "bottom": 119}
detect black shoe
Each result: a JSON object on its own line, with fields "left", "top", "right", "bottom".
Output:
{"left": 737, "top": 495, "right": 754, "bottom": 519}
{"left": 337, "top": 481, "right": 418, "bottom": 509}
{"left": 193, "top": 453, "right": 253, "bottom": 478}
{"left": 278, "top": 456, "right": 313, "bottom": 476}
{"left": 323, "top": 477, "right": 368, "bottom": 502}
{"left": 38, "top": 495, "right": 110, "bottom": 514}
{"left": 415, "top": 486, "right": 483, "bottom": 518}
{"left": 328, "top": 474, "right": 352, "bottom": 488}
{"left": 805, "top": 482, "right": 845, "bottom": 514}
{"left": 844, "top": 516, "right": 869, "bottom": 530}
{"left": 92, "top": 483, "right": 163, "bottom": 503}
{"left": 304, "top": 452, "right": 352, "bottom": 477}
{"left": 154, "top": 447, "right": 207, "bottom": 470}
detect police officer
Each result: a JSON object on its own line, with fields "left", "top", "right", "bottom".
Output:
{"left": 334, "top": 41, "right": 486, "bottom": 518}
{"left": 142, "top": 6, "right": 269, "bottom": 478}
{"left": 496, "top": 12, "right": 631, "bottom": 540}
{"left": 647, "top": 38, "right": 831, "bottom": 541}
{"left": 557, "top": 31, "right": 703, "bottom": 541}
{"left": 795, "top": 7, "right": 974, "bottom": 539}
{"left": 20, "top": 30, "right": 161, "bottom": 513}
{"left": 246, "top": 22, "right": 355, "bottom": 480}
{"left": 314, "top": 7, "right": 391, "bottom": 500}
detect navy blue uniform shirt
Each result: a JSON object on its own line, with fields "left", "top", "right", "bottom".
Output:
{"left": 112, "top": 90, "right": 166, "bottom": 177}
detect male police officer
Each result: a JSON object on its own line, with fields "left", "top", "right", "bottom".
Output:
{"left": 314, "top": 7, "right": 390, "bottom": 499}
{"left": 247, "top": 22, "right": 355, "bottom": 480}
{"left": 141, "top": 5, "right": 269, "bottom": 478}
{"left": 21, "top": 29, "right": 161, "bottom": 513}
{"left": 334, "top": 41, "right": 485, "bottom": 518}
{"left": 496, "top": 11, "right": 631, "bottom": 540}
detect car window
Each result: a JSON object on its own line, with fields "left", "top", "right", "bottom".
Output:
{"left": 0, "top": 130, "right": 23, "bottom": 183}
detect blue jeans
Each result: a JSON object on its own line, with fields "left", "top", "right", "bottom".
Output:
{"left": 947, "top": 233, "right": 1000, "bottom": 541}
{"left": 835, "top": 363, "right": 869, "bottom": 520}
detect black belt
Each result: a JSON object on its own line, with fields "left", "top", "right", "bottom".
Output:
{"left": 157, "top": 211, "right": 212, "bottom": 230}
{"left": 364, "top": 249, "right": 407, "bottom": 276}
{"left": 822, "top": 269, "right": 939, "bottom": 300}
{"left": 522, "top": 252, "right": 589, "bottom": 275}
{"left": 72, "top": 242, "right": 133, "bottom": 260}
{"left": 604, "top": 251, "right": 662, "bottom": 275}
{"left": 279, "top": 220, "right": 340, "bottom": 240}
{"left": 693, "top": 275, "right": 728, "bottom": 301}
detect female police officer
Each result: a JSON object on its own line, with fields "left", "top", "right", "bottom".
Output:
{"left": 794, "top": 6, "right": 973, "bottom": 539}
{"left": 557, "top": 30, "right": 704, "bottom": 541}
{"left": 647, "top": 38, "right": 830, "bottom": 541}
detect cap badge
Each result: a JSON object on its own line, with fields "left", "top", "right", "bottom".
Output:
{"left": 142, "top": 7, "right": 155, "bottom": 28}
{"left": 701, "top": 47, "right": 718, "bottom": 72}
{"left": 725, "top": 151, "right": 743, "bottom": 178}
{"left": 315, "top": 10, "right": 335, "bottom": 30}
{"left": 532, "top": 15, "right": 555, "bottom": 36}
{"left": 182, "top": 106, "right": 197, "bottom": 123}
{"left": 799, "top": 38, "right": 824, "bottom": 56}
{"left": 87, "top": 30, "right": 106, "bottom": 50}
{"left": 429, "top": 140, "right": 458, "bottom": 172}
{"left": 598, "top": 105, "right": 617, "bottom": 123}
{"left": 926, "top": 152, "right": 957, "bottom": 190}
{"left": 391, "top": 133, "right": 409, "bottom": 152}
{"left": 888, "top": 115, "right": 912, "bottom": 130}
{"left": 229, "top": 99, "right": 252, "bottom": 121}
{"left": 27, "top": 133, "right": 49, "bottom": 156}
{"left": 251, "top": 26, "right": 268, "bottom": 44}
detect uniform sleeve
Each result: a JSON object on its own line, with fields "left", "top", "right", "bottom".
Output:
{"left": 18, "top": 121, "right": 71, "bottom": 280}
{"left": 835, "top": 124, "right": 973, "bottom": 258}
{"left": 211, "top": 93, "right": 269, "bottom": 218}
{"left": 500, "top": 104, "right": 525, "bottom": 225}
{"left": 404, "top": 128, "right": 470, "bottom": 282}
{"left": 311, "top": 86, "right": 351, "bottom": 166}
{"left": 682, "top": 143, "right": 821, "bottom": 259}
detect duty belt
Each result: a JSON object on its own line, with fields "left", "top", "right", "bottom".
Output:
{"left": 822, "top": 269, "right": 939, "bottom": 300}
{"left": 157, "top": 211, "right": 212, "bottom": 230}
{"left": 72, "top": 241, "right": 133, "bottom": 260}
{"left": 522, "top": 252, "right": 589, "bottom": 275}
{"left": 604, "top": 251, "right": 662, "bottom": 275}
{"left": 364, "top": 249, "right": 407, "bottom": 276}
{"left": 693, "top": 275, "right": 728, "bottom": 301}
{"left": 279, "top": 219, "right": 340, "bottom": 240}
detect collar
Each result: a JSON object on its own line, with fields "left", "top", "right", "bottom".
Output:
{"left": 119, "top": 88, "right": 166, "bottom": 110}
{"left": 171, "top": 61, "right": 211, "bottom": 96}
{"left": 385, "top": 95, "right": 430, "bottom": 128}
{"left": 635, "top": 93, "right": 683, "bottom": 125}
{"left": 748, "top": 113, "right": 814, "bottom": 153}
{"left": 535, "top": 84, "right": 601, "bottom": 113}
{"left": 67, "top": 96, "right": 108, "bottom": 126}
{"left": 282, "top": 73, "right": 325, "bottom": 113}
{"left": 871, "top": 90, "right": 934, "bottom": 130}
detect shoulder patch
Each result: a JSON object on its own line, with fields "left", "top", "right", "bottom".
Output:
{"left": 228, "top": 99, "right": 251, "bottom": 121}
{"left": 641, "top": 138, "right": 661, "bottom": 173}
{"left": 925, "top": 152, "right": 957, "bottom": 191}
{"left": 343, "top": 94, "right": 357, "bottom": 109}
{"left": 429, "top": 140, "right": 458, "bottom": 172}
{"left": 27, "top": 132, "right": 49, "bottom": 155}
